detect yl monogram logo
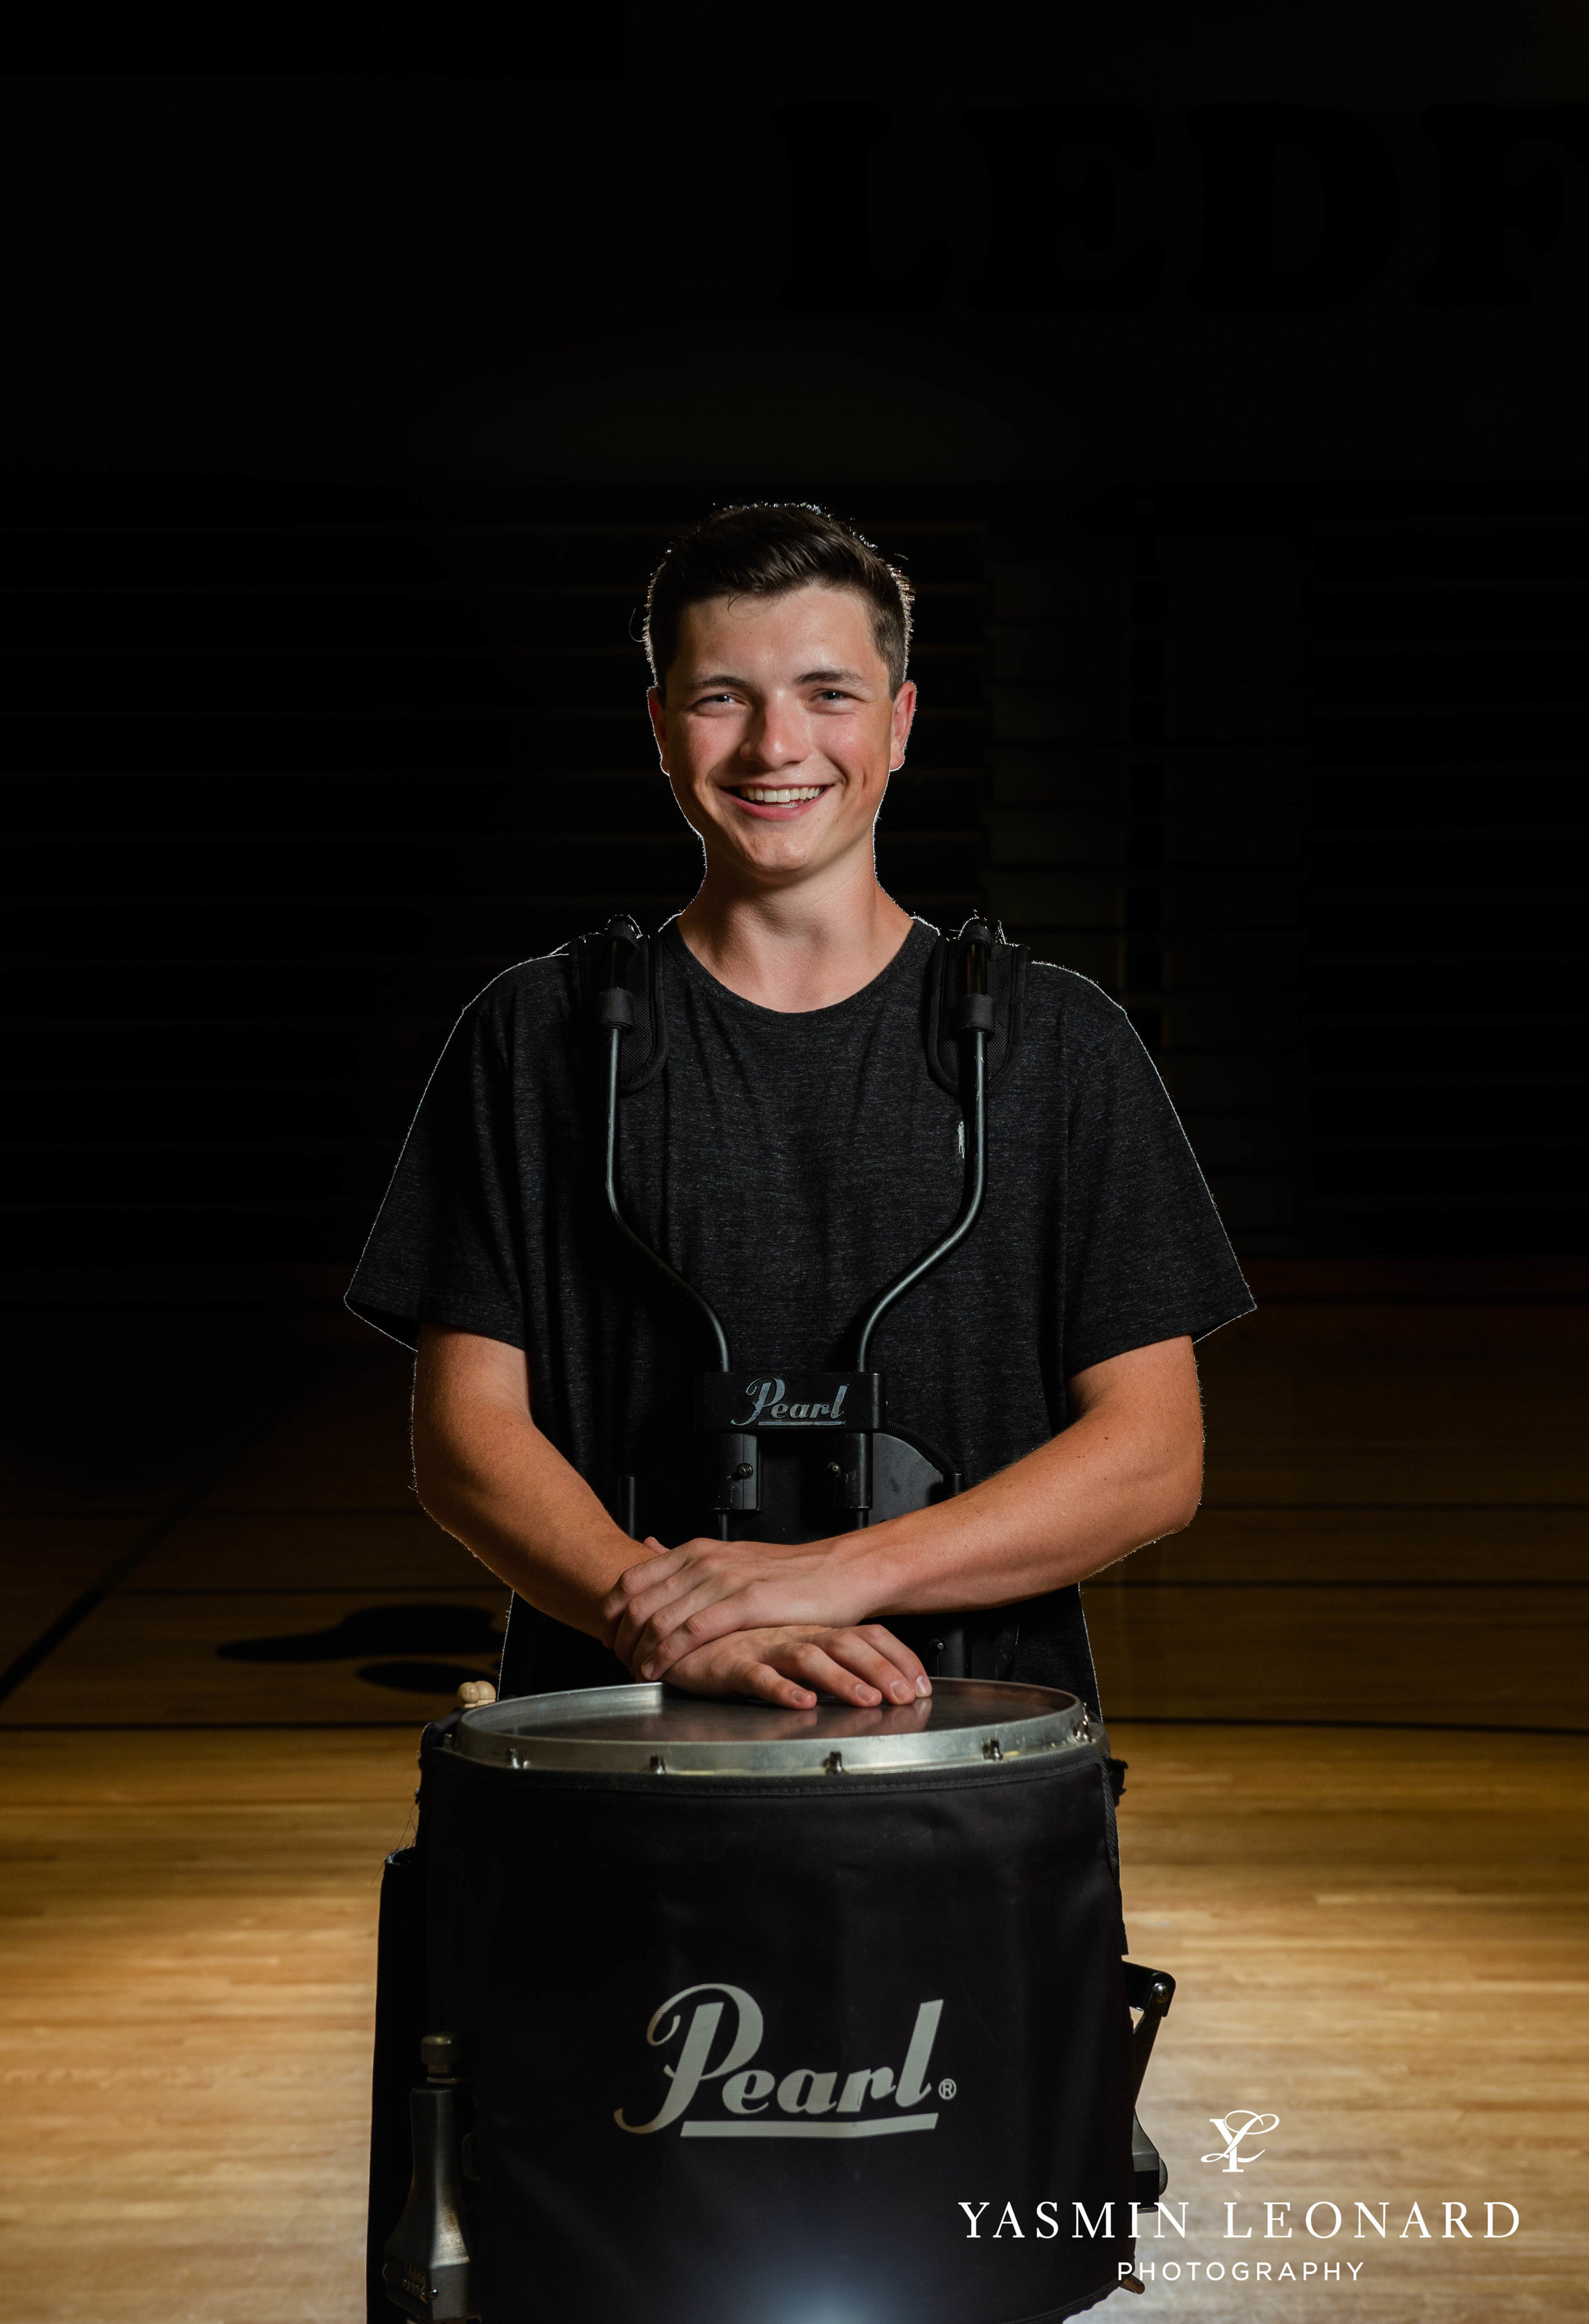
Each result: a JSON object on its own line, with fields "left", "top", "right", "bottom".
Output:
{"left": 1202, "top": 2110, "right": 1280, "bottom": 2172}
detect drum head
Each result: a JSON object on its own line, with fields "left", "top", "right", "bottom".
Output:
{"left": 454, "top": 1674, "right": 1094, "bottom": 1777}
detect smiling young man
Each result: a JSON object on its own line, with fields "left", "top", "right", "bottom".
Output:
{"left": 347, "top": 503, "right": 1253, "bottom": 1715}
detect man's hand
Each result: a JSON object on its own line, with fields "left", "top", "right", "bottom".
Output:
{"left": 664, "top": 1623, "right": 930, "bottom": 1711}
{"left": 418, "top": 1328, "right": 1203, "bottom": 1690}
{"left": 604, "top": 1535, "right": 871, "bottom": 1683}
{"left": 602, "top": 1339, "right": 1204, "bottom": 1682}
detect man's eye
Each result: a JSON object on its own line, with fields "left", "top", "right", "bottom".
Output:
{"left": 814, "top": 689, "right": 852, "bottom": 702}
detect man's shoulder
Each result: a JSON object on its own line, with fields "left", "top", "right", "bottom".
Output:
{"left": 1023, "top": 957, "right": 1133, "bottom": 1050}
{"left": 450, "top": 949, "right": 579, "bottom": 1063}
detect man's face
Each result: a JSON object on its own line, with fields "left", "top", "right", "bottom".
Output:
{"left": 648, "top": 583, "right": 916, "bottom": 888}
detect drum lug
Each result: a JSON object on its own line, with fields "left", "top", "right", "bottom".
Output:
{"left": 1122, "top": 1963, "right": 1176, "bottom": 2110}
{"left": 1124, "top": 1965, "right": 1175, "bottom": 2212}
{"left": 381, "top": 2033, "right": 480, "bottom": 2322}
{"left": 1132, "top": 2110, "right": 1170, "bottom": 2207}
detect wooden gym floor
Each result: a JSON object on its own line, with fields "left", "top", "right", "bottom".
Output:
{"left": 1, "top": 1296, "right": 1585, "bottom": 2322}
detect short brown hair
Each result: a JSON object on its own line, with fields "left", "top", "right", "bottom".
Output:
{"left": 643, "top": 503, "right": 914, "bottom": 695}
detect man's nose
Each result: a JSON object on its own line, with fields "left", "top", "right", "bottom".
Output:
{"left": 739, "top": 698, "right": 808, "bottom": 771}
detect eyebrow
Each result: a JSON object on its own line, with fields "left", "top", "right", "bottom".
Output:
{"left": 681, "top": 666, "right": 868, "bottom": 690}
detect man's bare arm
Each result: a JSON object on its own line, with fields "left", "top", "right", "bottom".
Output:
{"left": 411, "top": 1324, "right": 929, "bottom": 1709}
{"left": 413, "top": 1324, "right": 643, "bottom": 1639}
{"left": 605, "top": 1335, "right": 1203, "bottom": 1679}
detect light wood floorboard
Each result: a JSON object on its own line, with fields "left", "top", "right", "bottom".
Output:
{"left": 1, "top": 1723, "right": 1582, "bottom": 2322}
{"left": 0, "top": 1589, "right": 510, "bottom": 1727}
{"left": 0, "top": 1302, "right": 1582, "bottom": 2319}
{"left": 1085, "top": 1580, "right": 1586, "bottom": 1727}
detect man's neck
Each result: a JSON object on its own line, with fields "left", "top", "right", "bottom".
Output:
{"left": 676, "top": 860, "right": 915, "bottom": 1014}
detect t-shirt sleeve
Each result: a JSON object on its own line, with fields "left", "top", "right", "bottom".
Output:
{"left": 344, "top": 979, "right": 533, "bottom": 1352}
{"left": 1061, "top": 991, "right": 1255, "bottom": 1377}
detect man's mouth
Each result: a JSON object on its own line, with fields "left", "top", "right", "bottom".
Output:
{"left": 730, "top": 784, "right": 829, "bottom": 806}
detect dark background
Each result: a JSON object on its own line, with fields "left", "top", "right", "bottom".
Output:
{"left": 4, "top": 3, "right": 1588, "bottom": 1319}
{"left": 2, "top": 22, "right": 1585, "bottom": 2297}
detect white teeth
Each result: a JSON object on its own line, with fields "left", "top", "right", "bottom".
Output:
{"left": 737, "top": 786, "right": 824, "bottom": 804}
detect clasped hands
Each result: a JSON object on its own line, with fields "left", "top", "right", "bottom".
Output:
{"left": 599, "top": 1532, "right": 930, "bottom": 1713}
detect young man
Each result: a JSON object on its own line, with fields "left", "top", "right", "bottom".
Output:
{"left": 347, "top": 504, "right": 1252, "bottom": 1714}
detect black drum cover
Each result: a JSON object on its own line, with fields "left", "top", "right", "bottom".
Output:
{"left": 398, "top": 1690, "right": 1138, "bottom": 2324}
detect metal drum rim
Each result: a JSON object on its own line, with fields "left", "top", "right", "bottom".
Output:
{"left": 453, "top": 1675, "right": 1100, "bottom": 1777}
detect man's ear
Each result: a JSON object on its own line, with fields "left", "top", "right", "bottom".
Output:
{"left": 889, "top": 677, "right": 918, "bottom": 772}
{"left": 646, "top": 683, "right": 669, "bottom": 771}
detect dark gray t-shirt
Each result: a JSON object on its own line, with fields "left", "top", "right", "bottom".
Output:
{"left": 348, "top": 920, "right": 1253, "bottom": 1708}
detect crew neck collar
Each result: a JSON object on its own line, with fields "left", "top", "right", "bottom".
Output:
{"left": 659, "top": 916, "right": 936, "bottom": 1023}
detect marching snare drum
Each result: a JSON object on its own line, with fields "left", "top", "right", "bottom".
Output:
{"left": 371, "top": 1678, "right": 1145, "bottom": 2324}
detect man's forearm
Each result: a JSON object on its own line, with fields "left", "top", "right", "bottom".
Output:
{"left": 413, "top": 1326, "right": 939, "bottom": 1711}
{"left": 413, "top": 1329, "right": 643, "bottom": 1641}
{"left": 847, "top": 1389, "right": 1202, "bottom": 1618}
{"left": 603, "top": 1337, "right": 1206, "bottom": 1681}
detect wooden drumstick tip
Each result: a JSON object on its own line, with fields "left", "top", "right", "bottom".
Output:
{"left": 456, "top": 1680, "right": 498, "bottom": 1709}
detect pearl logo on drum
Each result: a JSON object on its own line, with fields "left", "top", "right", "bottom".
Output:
{"left": 615, "top": 1983, "right": 948, "bottom": 2140}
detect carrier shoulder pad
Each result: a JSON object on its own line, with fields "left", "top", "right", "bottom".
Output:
{"left": 924, "top": 925, "right": 1029, "bottom": 1097}
{"left": 565, "top": 918, "right": 669, "bottom": 1094}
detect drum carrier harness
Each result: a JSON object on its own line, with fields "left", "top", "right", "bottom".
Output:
{"left": 569, "top": 909, "right": 1028, "bottom": 1682}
